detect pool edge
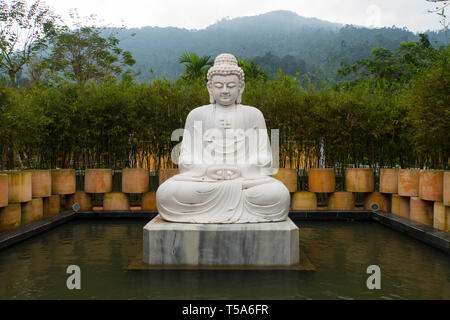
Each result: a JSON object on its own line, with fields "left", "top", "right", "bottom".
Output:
{"left": 0, "top": 210, "right": 76, "bottom": 250}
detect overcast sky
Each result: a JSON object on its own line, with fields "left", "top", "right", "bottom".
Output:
{"left": 40, "top": 0, "right": 445, "bottom": 33}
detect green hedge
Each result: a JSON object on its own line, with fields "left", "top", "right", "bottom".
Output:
{"left": 0, "top": 62, "right": 448, "bottom": 170}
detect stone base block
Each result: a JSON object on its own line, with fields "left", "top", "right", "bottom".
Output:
{"left": 143, "top": 215, "right": 299, "bottom": 266}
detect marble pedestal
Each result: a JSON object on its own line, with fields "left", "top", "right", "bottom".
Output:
{"left": 143, "top": 215, "right": 299, "bottom": 266}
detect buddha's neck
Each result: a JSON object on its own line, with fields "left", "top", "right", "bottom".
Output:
{"left": 214, "top": 103, "right": 238, "bottom": 112}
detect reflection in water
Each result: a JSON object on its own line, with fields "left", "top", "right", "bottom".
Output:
{"left": 0, "top": 220, "right": 448, "bottom": 299}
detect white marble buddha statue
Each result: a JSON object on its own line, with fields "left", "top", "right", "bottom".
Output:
{"left": 156, "top": 53, "right": 290, "bottom": 223}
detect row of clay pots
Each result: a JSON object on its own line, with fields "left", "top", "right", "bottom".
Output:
{"left": 63, "top": 191, "right": 158, "bottom": 212}
{"left": 85, "top": 168, "right": 181, "bottom": 194}
{"left": 273, "top": 168, "right": 375, "bottom": 193}
{"left": 2, "top": 191, "right": 447, "bottom": 232}
{"left": 3, "top": 168, "right": 447, "bottom": 204}
{"left": 0, "top": 168, "right": 176, "bottom": 208}
{"left": 273, "top": 168, "right": 449, "bottom": 206}
{"left": 0, "top": 170, "right": 73, "bottom": 204}
{"left": 0, "top": 195, "right": 62, "bottom": 232}
{"left": 84, "top": 168, "right": 151, "bottom": 194}
{"left": 391, "top": 194, "right": 441, "bottom": 228}
{"left": 276, "top": 168, "right": 449, "bottom": 202}
{"left": 391, "top": 194, "right": 449, "bottom": 231}
{"left": 102, "top": 192, "right": 158, "bottom": 211}
{"left": 273, "top": 168, "right": 338, "bottom": 193}
{"left": 290, "top": 192, "right": 355, "bottom": 210}
{"left": 381, "top": 169, "right": 449, "bottom": 203}
{"left": 291, "top": 191, "right": 389, "bottom": 211}
{"left": 0, "top": 190, "right": 158, "bottom": 231}
{"left": 63, "top": 191, "right": 155, "bottom": 211}
{"left": 291, "top": 191, "right": 355, "bottom": 210}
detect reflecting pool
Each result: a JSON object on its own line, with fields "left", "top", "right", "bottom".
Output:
{"left": 0, "top": 220, "right": 448, "bottom": 299}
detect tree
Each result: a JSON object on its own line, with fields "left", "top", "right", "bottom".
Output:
{"left": 338, "top": 34, "right": 438, "bottom": 84}
{"left": 46, "top": 14, "right": 136, "bottom": 84}
{"left": 0, "top": 0, "right": 56, "bottom": 86}
{"left": 26, "top": 54, "right": 50, "bottom": 86}
{"left": 178, "top": 51, "right": 213, "bottom": 81}
{"left": 406, "top": 45, "right": 450, "bottom": 168}
{"left": 238, "top": 58, "right": 268, "bottom": 81}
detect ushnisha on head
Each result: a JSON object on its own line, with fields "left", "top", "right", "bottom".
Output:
{"left": 207, "top": 53, "right": 245, "bottom": 105}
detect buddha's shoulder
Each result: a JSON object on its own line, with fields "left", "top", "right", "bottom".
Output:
{"left": 186, "top": 105, "right": 213, "bottom": 119}
{"left": 239, "top": 105, "right": 264, "bottom": 118}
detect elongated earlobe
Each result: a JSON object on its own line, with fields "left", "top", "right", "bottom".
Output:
{"left": 236, "top": 81, "right": 245, "bottom": 104}
{"left": 207, "top": 81, "right": 215, "bottom": 104}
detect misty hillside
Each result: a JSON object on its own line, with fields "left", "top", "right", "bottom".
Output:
{"left": 114, "top": 10, "right": 447, "bottom": 81}
{"left": 206, "top": 10, "right": 342, "bottom": 32}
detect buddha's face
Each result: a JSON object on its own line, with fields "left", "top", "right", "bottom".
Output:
{"left": 208, "top": 74, "right": 244, "bottom": 106}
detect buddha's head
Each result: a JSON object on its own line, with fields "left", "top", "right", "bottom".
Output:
{"left": 207, "top": 53, "right": 245, "bottom": 106}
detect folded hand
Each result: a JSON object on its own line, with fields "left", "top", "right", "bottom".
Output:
{"left": 206, "top": 165, "right": 241, "bottom": 180}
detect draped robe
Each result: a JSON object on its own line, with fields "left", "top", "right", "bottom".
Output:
{"left": 156, "top": 104, "right": 290, "bottom": 223}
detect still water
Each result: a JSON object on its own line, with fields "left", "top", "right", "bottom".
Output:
{"left": 0, "top": 220, "right": 448, "bottom": 299}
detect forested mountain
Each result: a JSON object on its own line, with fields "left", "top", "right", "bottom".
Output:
{"left": 114, "top": 10, "right": 446, "bottom": 82}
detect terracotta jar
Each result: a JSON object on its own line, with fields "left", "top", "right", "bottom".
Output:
{"left": 291, "top": 192, "right": 317, "bottom": 210}
{"left": 122, "top": 168, "right": 149, "bottom": 194}
{"left": 84, "top": 169, "right": 112, "bottom": 194}
{"left": 345, "top": 168, "right": 374, "bottom": 193}
{"left": 433, "top": 202, "right": 448, "bottom": 232}
{"left": 364, "top": 192, "right": 390, "bottom": 212}
{"left": 308, "top": 168, "right": 335, "bottom": 193}
{"left": 391, "top": 194, "right": 401, "bottom": 215}
{"left": 30, "top": 170, "right": 51, "bottom": 197}
{"left": 141, "top": 192, "right": 157, "bottom": 211}
{"left": 391, "top": 194, "right": 410, "bottom": 219}
{"left": 51, "top": 169, "right": 76, "bottom": 195}
{"left": 103, "top": 192, "right": 130, "bottom": 211}
{"left": 398, "top": 169, "right": 420, "bottom": 197}
{"left": 43, "top": 195, "right": 61, "bottom": 217}
{"left": 399, "top": 196, "right": 410, "bottom": 219}
{"left": 409, "top": 197, "right": 433, "bottom": 226}
{"left": 65, "top": 191, "right": 92, "bottom": 212}
{"left": 419, "top": 170, "right": 443, "bottom": 201}
{"left": 6, "top": 171, "right": 32, "bottom": 203}
{"left": 328, "top": 192, "right": 355, "bottom": 210}
{"left": 21, "top": 198, "right": 44, "bottom": 225}
{"left": 379, "top": 168, "right": 398, "bottom": 194}
{"left": 0, "top": 203, "right": 21, "bottom": 232}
